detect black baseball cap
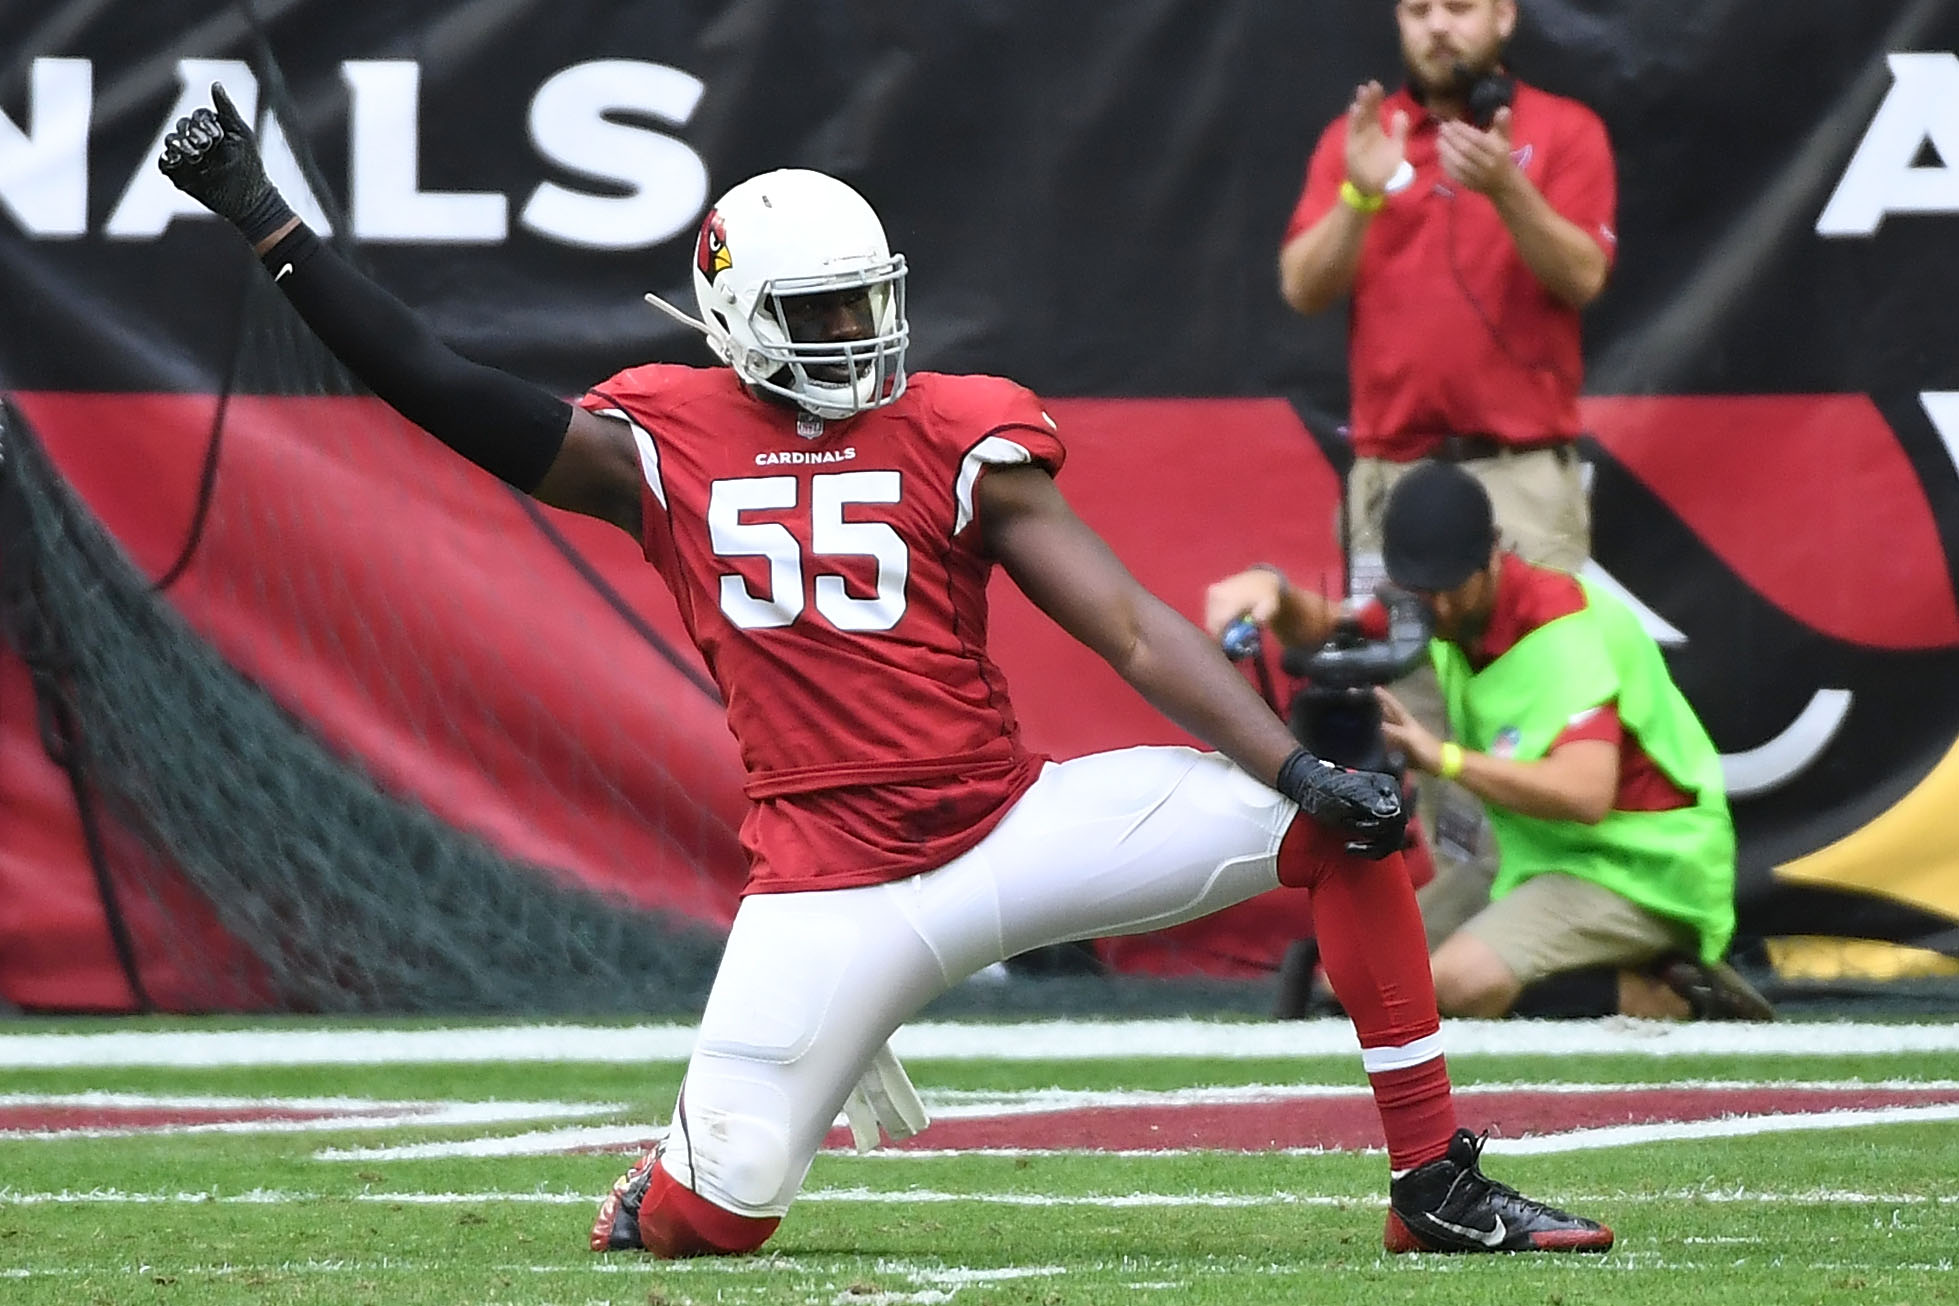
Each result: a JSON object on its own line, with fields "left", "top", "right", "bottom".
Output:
{"left": 1381, "top": 461, "right": 1497, "bottom": 592}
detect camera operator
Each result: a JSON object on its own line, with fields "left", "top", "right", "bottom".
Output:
{"left": 1206, "top": 463, "right": 1771, "bottom": 1021}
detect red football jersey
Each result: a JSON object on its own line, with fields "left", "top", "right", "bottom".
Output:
{"left": 577, "top": 366, "right": 1066, "bottom": 893}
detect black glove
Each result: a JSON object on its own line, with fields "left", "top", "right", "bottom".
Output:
{"left": 1275, "top": 746, "right": 1407, "bottom": 861}
{"left": 157, "top": 83, "right": 294, "bottom": 244}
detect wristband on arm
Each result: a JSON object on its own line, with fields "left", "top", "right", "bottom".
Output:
{"left": 253, "top": 223, "right": 570, "bottom": 493}
{"left": 1437, "top": 741, "right": 1466, "bottom": 780}
{"left": 1339, "top": 180, "right": 1386, "bottom": 214}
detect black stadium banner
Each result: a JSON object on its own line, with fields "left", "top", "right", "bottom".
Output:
{"left": 4, "top": 1, "right": 1959, "bottom": 985}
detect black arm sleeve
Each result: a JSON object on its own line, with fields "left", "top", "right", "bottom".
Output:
{"left": 257, "top": 224, "right": 569, "bottom": 492}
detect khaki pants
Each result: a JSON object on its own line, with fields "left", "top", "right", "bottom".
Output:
{"left": 1454, "top": 872, "right": 1696, "bottom": 987}
{"left": 1343, "top": 444, "right": 1592, "bottom": 949}
{"left": 1344, "top": 445, "right": 1590, "bottom": 584}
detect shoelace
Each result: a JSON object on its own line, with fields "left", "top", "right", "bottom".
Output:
{"left": 1451, "top": 1130, "right": 1527, "bottom": 1205}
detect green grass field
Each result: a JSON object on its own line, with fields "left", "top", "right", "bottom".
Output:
{"left": 4, "top": 1017, "right": 1958, "bottom": 1305}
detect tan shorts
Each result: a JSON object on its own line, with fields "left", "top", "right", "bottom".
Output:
{"left": 1455, "top": 873, "right": 1695, "bottom": 986}
{"left": 1416, "top": 854, "right": 1500, "bottom": 953}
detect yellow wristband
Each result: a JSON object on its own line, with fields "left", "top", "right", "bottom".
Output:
{"left": 1339, "top": 180, "right": 1386, "bottom": 214}
{"left": 1437, "top": 742, "right": 1466, "bottom": 780}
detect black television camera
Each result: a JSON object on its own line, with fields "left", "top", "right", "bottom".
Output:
{"left": 1223, "top": 589, "right": 1433, "bottom": 1019}
{"left": 1222, "top": 587, "right": 1432, "bottom": 776}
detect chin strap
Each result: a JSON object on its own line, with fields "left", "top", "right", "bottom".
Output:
{"left": 643, "top": 291, "right": 713, "bottom": 337}
{"left": 645, "top": 292, "right": 740, "bottom": 372}
{"left": 643, "top": 289, "right": 867, "bottom": 423}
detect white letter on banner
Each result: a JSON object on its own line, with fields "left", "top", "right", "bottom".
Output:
{"left": 520, "top": 60, "right": 708, "bottom": 250}
{"left": 256, "top": 104, "right": 335, "bottom": 237}
{"left": 1817, "top": 52, "right": 1959, "bottom": 237}
{"left": 0, "top": 58, "right": 90, "bottom": 238}
{"left": 1923, "top": 392, "right": 1959, "bottom": 475}
{"left": 342, "top": 60, "right": 506, "bottom": 243}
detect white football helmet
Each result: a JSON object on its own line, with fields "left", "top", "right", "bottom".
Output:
{"left": 678, "top": 169, "right": 908, "bottom": 421}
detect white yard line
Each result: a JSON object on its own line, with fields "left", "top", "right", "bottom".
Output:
{"left": 1489, "top": 1101, "right": 1959, "bottom": 1153}
{"left": 911, "top": 1078, "right": 1959, "bottom": 1115}
{"left": 2, "top": 1255, "right": 1952, "bottom": 1282}
{"left": 317, "top": 1123, "right": 656, "bottom": 1160}
{"left": 0, "top": 1095, "right": 621, "bottom": 1142}
{"left": 0, "top": 1092, "right": 616, "bottom": 1116}
{"left": 7, "top": 1018, "right": 1959, "bottom": 1068}
{"left": 3, "top": 1185, "right": 1956, "bottom": 1208}
{"left": 308, "top": 1079, "right": 1959, "bottom": 1160}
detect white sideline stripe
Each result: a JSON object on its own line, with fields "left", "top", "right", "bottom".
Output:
{"left": 916, "top": 1077, "right": 1959, "bottom": 1106}
{"left": 6, "top": 1185, "right": 1958, "bottom": 1208}
{"left": 318, "top": 1103, "right": 1959, "bottom": 1163}
{"left": 0, "top": 1257, "right": 1059, "bottom": 1282}
{"left": 1484, "top": 1102, "right": 1959, "bottom": 1154}
{"left": 9, "top": 1018, "right": 1959, "bottom": 1067}
{"left": 842, "top": 1148, "right": 1374, "bottom": 1160}
{"left": 0, "top": 1095, "right": 620, "bottom": 1142}
{"left": 846, "top": 1076, "right": 1959, "bottom": 1119}
{"left": 0, "top": 1092, "right": 620, "bottom": 1112}
{"left": 4, "top": 1257, "right": 1955, "bottom": 1280}
{"left": 319, "top": 1124, "right": 657, "bottom": 1160}
{"left": 0, "top": 1256, "right": 1012, "bottom": 1280}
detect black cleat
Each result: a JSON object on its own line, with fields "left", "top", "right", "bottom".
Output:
{"left": 589, "top": 1147, "right": 658, "bottom": 1252}
{"left": 1385, "top": 1129, "right": 1613, "bottom": 1253}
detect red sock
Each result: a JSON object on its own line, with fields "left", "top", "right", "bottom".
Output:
{"left": 1277, "top": 817, "right": 1456, "bottom": 1171}
{"left": 637, "top": 1161, "right": 781, "bottom": 1258}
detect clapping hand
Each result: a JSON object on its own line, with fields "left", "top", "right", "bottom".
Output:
{"left": 1344, "top": 81, "right": 1410, "bottom": 198}
{"left": 1436, "top": 105, "right": 1519, "bottom": 197}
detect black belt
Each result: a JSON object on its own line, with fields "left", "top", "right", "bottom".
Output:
{"left": 1432, "top": 434, "right": 1575, "bottom": 463}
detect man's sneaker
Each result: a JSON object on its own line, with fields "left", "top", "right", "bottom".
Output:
{"left": 1385, "top": 1129, "right": 1613, "bottom": 1253}
{"left": 589, "top": 1147, "right": 659, "bottom": 1252}
{"left": 1653, "top": 956, "right": 1776, "bottom": 1022}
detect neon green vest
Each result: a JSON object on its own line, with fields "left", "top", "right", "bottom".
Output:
{"left": 1432, "top": 577, "right": 1736, "bottom": 963}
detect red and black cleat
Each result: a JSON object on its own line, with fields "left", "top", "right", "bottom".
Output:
{"left": 589, "top": 1147, "right": 659, "bottom": 1253}
{"left": 1384, "top": 1129, "right": 1614, "bottom": 1253}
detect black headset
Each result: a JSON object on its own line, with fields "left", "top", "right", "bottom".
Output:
{"left": 1462, "top": 68, "right": 1516, "bottom": 130}
{"left": 1407, "top": 63, "right": 1516, "bottom": 130}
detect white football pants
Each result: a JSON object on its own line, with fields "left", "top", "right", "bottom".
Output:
{"left": 658, "top": 745, "right": 1294, "bottom": 1217}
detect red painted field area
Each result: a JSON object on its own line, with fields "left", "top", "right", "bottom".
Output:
{"left": 823, "top": 1085, "right": 1959, "bottom": 1153}
{"left": 9, "top": 1084, "right": 1958, "bottom": 1155}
